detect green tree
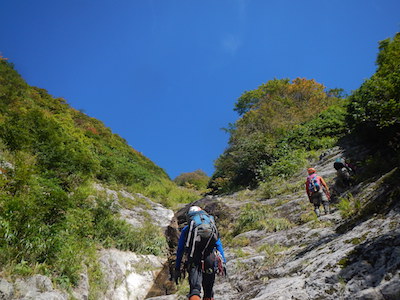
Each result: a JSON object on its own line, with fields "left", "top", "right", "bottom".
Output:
{"left": 210, "top": 78, "right": 340, "bottom": 193}
{"left": 347, "top": 32, "right": 400, "bottom": 146}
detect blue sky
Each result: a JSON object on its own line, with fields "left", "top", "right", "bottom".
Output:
{"left": 1, "top": 0, "right": 399, "bottom": 179}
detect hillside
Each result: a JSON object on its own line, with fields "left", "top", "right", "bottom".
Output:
{"left": 0, "top": 58, "right": 169, "bottom": 188}
{"left": 0, "top": 58, "right": 198, "bottom": 296}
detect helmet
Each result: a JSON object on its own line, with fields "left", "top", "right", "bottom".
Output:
{"left": 188, "top": 206, "right": 202, "bottom": 213}
{"left": 307, "top": 168, "right": 316, "bottom": 174}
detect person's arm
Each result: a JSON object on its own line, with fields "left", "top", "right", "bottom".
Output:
{"left": 175, "top": 226, "right": 188, "bottom": 270}
{"left": 305, "top": 181, "right": 311, "bottom": 200}
{"left": 319, "top": 176, "right": 330, "bottom": 197}
{"left": 215, "top": 238, "right": 226, "bottom": 263}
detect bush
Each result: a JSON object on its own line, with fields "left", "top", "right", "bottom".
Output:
{"left": 174, "top": 169, "right": 210, "bottom": 191}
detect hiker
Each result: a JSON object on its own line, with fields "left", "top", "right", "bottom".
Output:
{"left": 174, "top": 206, "right": 226, "bottom": 300}
{"left": 305, "top": 168, "right": 331, "bottom": 217}
{"left": 333, "top": 157, "right": 354, "bottom": 187}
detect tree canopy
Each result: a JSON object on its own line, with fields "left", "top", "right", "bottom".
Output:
{"left": 210, "top": 78, "right": 343, "bottom": 193}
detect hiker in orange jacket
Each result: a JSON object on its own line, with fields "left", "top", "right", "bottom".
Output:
{"left": 305, "top": 168, "right": 330, "bottom": 217}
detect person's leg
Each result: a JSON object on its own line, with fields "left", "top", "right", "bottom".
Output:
{"left": 321, "top": 191, "right": 330, "bottom": 214}
{"left": 202, "top": 270, "right": 215, "bottom": 299}
{"left": 311, "top": 194, "right": 322, "bottom": 217}
{"left": 201, "top": 250, "right": 216, "bottom": 299}
{"left": 187, "top": 264, "right": 202, "bottom": 299}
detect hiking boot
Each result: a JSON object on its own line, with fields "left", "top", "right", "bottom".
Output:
{"left": 189, "top": 296, "right": 201, "bottom": 300}
{"left": 314, "top": 208, "right": 320, "bottom": 217}
{"left": 324, "top": 205, "right": 330, "bottom": 215}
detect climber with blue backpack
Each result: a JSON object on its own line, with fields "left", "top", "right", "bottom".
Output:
{"left": 306, "top": 168, "right": 331, "bottom": 217}
{"left": 174, "top": 206, "right": 226, "bottom": 300}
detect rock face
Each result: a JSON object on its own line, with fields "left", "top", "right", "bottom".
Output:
{"left": 93, "top": 184, "right": 174, "bottom": 229}
{"left": 0, "top": 275, "right": 68, "bottom": 300}
{"left": 0, "top": 188, "right": 174, "bottom": 300}
{"left": 99, "top": 249, "right": 165, "bottom": 300}
{"left": 206, "top": 147, "right": 400, "bottom": 300}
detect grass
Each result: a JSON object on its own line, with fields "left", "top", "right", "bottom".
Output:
{"left": 230, "top": 236, "right": 251, "bottom": 247}
{"left": 257, "top": 177, "right": 305, "bottom": 199}
{"left": 232, "top": 203, "right": 294, "bottom": 236}
{"left": 257, "top": 243, "right": 289, "bottom": 268}
{"left": 337, "top": 194, "right": 361, "bottom": 219}
{"left": 136, "top": 180, "right": 200, "bottom": 209}
{"left": 234, "top": 248, "right": 251, "bottom": 258}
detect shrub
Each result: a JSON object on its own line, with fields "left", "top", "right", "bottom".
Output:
{"left": 174, "top": 169, "right": 210, "bottom": 191}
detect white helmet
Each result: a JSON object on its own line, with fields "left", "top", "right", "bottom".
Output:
{"left": 188, "top": 206, "right": 202, "bottom": 213}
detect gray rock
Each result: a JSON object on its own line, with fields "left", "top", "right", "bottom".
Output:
{"left": 379, "top": 276, "right": 400, "bottom": 300}
{"left": 14, "top": 275, "right": 68, "bottom": 300}
{"left": 145, "top": 295, "right": 183, "bottom": 300}
{"left": 0, "top": 279, "right": 13, "bottom": 300}
{"left": 72, "top": 271, "right": 90, "bottom": 300}
{"left": 351, "top": 288, "right": 384, "bottom": 300}
{"left": 99, "top": 248, "right": 166, "bottom": 300}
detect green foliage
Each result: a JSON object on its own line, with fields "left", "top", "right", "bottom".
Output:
{"left": 0, "top": 59, "right": 172, "bottom": 191}
{"left": 229, "top": 236, "right": 251, "bottom": 247}
{"left": 281, "top": 103, "right": 347, "bottom": 151}
{"left": 173, "top": 169, "right": 210, "bottom": 191}
{"left": 233, "top": 248, "right": 250, "bottom": 258}
{"left": 299, "top": 210, "right": 319, "bottom": 224}
{"left": 0, "top": 60, "right": 188, "bottom": 293}
{"left": 257, "top": 243, "right": 289, "bottom": 267}
{"left": 337, "top": 194, "right": 361, "bottom": 219}
{"left": 258, "top": 177, "right": 304, "bottom": 199}
{"left": 347, "top": 32, "right": 400, "bottom": 149}
{"left": 91, "top": 197, "right": 167, "bottom": 255}
{"left": 210, "top": 79, "right": 347, "bottom": 193}
{"left": 232, "top": 203, "right": 293, "bottom": 236}
{"left": 141, "top": 179, "right": 199, "bottom": 208}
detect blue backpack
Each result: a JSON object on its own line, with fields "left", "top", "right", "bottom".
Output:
{"left": 307, "top": 174, "right": 321, "bottom": 194}
{"left": 185, "top": 210, "right": 218, "bottom": 260}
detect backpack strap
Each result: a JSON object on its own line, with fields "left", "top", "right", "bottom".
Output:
{"left": 189, "top": 226, "right": 199, "bottom": 258}
{"left": 186, "top": 220, "right": 194, "bottom": 248}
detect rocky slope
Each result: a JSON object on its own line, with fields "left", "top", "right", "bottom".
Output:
{"left": 149, "top": 146, "right": 400, "bottom": 300}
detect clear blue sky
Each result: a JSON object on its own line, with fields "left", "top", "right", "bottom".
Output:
{"left": 1, "top": 0, "right": 399, "bottom": 179}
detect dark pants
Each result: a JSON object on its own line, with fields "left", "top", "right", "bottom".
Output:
{"left": 187, "top": 251, "right": 216, "bottom": 298}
